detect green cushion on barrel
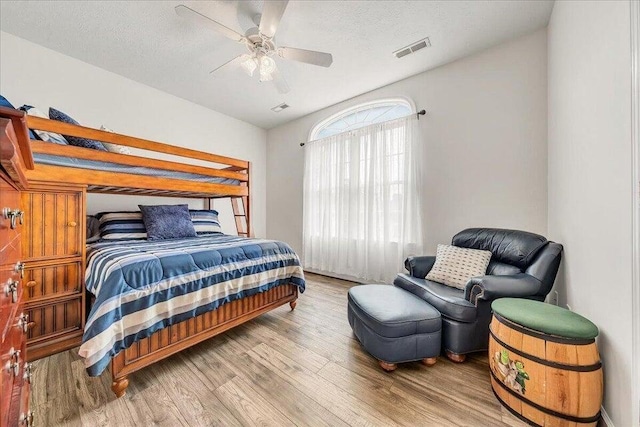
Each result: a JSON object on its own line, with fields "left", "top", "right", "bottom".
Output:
{"left": 492, "top": 298, "right": 599, "bottom": 340}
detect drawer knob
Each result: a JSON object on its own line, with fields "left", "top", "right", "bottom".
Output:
{"left": 20, "top": 411, "right": 34, "bottom": 427}
{"left": 17, "top": 313, "right": 33, "bottom": 334}
{"left": 26, "top": 280, "right": 37, "bottom": 288}
{"left": 8, "top": 359, "right": 20, "bottom": 377}
{"left": 15, "top": 261, "right": 25, "bottom": 279}
{"left": 68, "top": 221, "right": 77, "bottom": 227}
{"left": 4, "top": 279, "right": 19, "bottom": 303}
{"left": 6, "top": 347, "right": 20, "bottom": 377}
{"left": 23, "top": 363, "right": 33, "bottom": 383}
{"left": 2, "top": 208, "right": 23, "bottom": 229}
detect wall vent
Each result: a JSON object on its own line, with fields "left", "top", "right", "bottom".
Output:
{"left": 393, "top": 37, "right": 431, "bottom": 59}
{"left": 271, "top": 102, "right": 289, "bottom": 113}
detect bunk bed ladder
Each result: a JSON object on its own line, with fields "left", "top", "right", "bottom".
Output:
{"left": 231, "top": 195, "right": 251, "bottom": 237}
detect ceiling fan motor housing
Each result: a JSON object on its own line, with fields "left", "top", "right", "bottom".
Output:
{"left": 244, "top": 26, "right": 276, "bottom": 53}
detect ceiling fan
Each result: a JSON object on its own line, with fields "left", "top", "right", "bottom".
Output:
{"left": 175, "top": 1, "right": 333, "bottom": 94}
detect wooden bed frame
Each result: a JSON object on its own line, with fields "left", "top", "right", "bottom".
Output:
{"left": 111, "top": 284, "right": 298, "bottom": 397}
{"left": 0, "top": 107, "right": 299, "bottom": 397}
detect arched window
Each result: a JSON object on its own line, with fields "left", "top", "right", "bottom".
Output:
{"left": 309, "top": 98, "right": 414, "bottom": 141}
{"left": 303, "top": 97, "right": 423, "bottom": 282}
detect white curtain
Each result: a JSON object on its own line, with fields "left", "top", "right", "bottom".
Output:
{"left": 302, "top": 115, "right": 424, "bottom": 282}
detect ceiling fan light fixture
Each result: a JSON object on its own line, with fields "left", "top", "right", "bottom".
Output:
{"left": 260, "top": 56, "right": 276, "bottom": 74}
{"left": 258, "top": 55, "right": 276, "bottom": 82}
{"left": 240, "top": 55, "right": 258, "bottom": 76}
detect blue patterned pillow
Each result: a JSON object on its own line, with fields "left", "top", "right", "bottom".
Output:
{"left": 139, "top": 204, "right": 197, "bottom": 241}
{"left": 49, "top": 108, "right": 108, "bottom": 151}
{"left": 96, "top": 211, "right": 147, "bottom": 240}
{"left": 1, "top": 95, "right": 37, "bottom": 140}
{"left": 189, "top": 210, "right": 223, "bottom": 234}
{"left": 20, "top": 106, "right": 68, "bottom": 145}
{"left": 0, "top": 95, "right": 13, "bottom": 109}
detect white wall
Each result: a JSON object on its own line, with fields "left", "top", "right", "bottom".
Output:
{"left": 0, "top": 32, "right": 267, "bottom": 236}
{"left": 547, "top": 2, "right": 633, "bottom": 426}
{"left": 267, "top": 29, "right": 548, "bottom": 258}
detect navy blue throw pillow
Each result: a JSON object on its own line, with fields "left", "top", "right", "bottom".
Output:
{"left": 138, "top": 204, "right": 197, "bottom": 241}
{"left": 49, "top": 107, "right": 108, "bottom": 151}
{"left": 0, "top": 95, "right": 37, "bottom": 140}
{"left": 0, "top": 95, "right": 13, "bottom": 109}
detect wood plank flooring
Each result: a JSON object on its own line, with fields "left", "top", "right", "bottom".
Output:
{"left": 29, "top": 273, "right": 526, "bottom": 427}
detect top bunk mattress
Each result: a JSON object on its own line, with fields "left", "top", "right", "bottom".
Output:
{"left": 33, "top": 153, "right": 241, "bottom": 185}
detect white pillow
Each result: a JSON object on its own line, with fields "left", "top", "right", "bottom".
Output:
{"left": 22, "top": 106, "right": 68, "bottom": 145}
{"left": 100, "top": 126, "right": 133, "bottom": 155}
{"left": 426, "top": 244, "right": 492, "bottom": 289}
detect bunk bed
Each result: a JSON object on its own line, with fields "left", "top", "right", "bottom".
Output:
{"left": 0, "top": 107, "right": 304, "bottom": 398}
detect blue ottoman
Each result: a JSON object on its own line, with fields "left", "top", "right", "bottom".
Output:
{"left": 347, "top": 284, "right": 442, "bottom": 371}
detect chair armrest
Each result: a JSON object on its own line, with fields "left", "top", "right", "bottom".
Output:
{"left": 464, "top": 274, "right": 542, "bottom": 305}
{"left": 404, "top": 256, "right": 436, "bottom": 279}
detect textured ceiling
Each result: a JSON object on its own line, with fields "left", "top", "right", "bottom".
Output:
{"left": 0, "top": 1, "right": 554, "bottom": 129}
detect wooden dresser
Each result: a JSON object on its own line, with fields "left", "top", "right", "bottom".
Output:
{"left": 0, "top": 109, "right": 34, "bottom": 426}
{"left": 21, "top": 183, "right": 86, "bottom": 361}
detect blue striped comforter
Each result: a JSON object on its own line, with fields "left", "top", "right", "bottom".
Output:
{"left": 78, "top": 235, "right": 305, "bottom": 376}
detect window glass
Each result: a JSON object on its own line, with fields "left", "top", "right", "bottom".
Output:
{"left": 311, "top": 100, "right": 412, "bottom": 141}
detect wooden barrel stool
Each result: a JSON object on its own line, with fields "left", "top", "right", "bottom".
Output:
{"left": 488, "top": 298, "right": 602, "bottom": 426}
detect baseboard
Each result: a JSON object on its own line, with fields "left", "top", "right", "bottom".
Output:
{"left": 599, "top": 407, "right": 615, "bottom": 427}
{"left": 303, "top": 268, "right": 365, "bottom": 284}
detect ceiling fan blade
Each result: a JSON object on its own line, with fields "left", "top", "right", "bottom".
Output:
{"left": 210, "top": 55, "right": 247, "bottom": 76}
{"left": 175, "top": 5, "right": 245, "bottom": 42}
{"left": 278, "top": 47, "right": 333, "bottom": 67}
{"left": 259, "top": 0, "right": 289, "bottom": 38}
{"left": 271, "top": 68, "right": 290, "bottom": 94}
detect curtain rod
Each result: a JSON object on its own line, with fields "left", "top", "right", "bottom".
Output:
{"left": 300, "top": 109, "right": 426, "bottom": 147}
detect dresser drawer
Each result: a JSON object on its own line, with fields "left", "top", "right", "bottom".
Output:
{"left": 0, "top": 176, "right": 21, "bottom": 249}
{"left": 23, "top": 261, "right": 83, "bottom": 303}
{"left": 0, "top": 346, "right": 17, "bottom": 427}
{"left": 0, "top": 237, "right": 23, "bottom": 338}
{"left": 5, "top": 344, "right": 29, "bottom": 427}
{"left": 0, "top": 342, "right": 15, "bottom": 427}
{"left": 21, "top": 190, "right": 83, "bottom": 260}
{"left": 18, "top": 377, "right": 31, "bottom": 427}
{"left": 25, "top": 297, "right": 83, "bottom": 343}
{"left": 0, "top": 309, "right": 27, "bottom": 427}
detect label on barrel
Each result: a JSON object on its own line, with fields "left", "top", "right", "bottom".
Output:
{"left": 491, "top": 349, "right": 530, "bottom": 395}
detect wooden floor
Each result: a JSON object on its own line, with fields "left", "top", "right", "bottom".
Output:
{"left": 30, "top": 273, "right": 526, "bottom": 427}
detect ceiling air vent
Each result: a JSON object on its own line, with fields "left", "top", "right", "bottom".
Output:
{"left": 393, "top": 37, "right": 431, "bottom": 59}
{"left": 271, "top": 102, "right": 289, "bottom": 113}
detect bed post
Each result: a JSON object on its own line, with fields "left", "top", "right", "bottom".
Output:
{"left": 111, "top": 376, "right": 129, "bottom": 398}
{"left": 246, "top": 161, "right": 252, "bottom": 237}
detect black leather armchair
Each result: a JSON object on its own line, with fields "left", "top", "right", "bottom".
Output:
{"left": 393, "top": 228, "right": 563, "bottom": 362}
